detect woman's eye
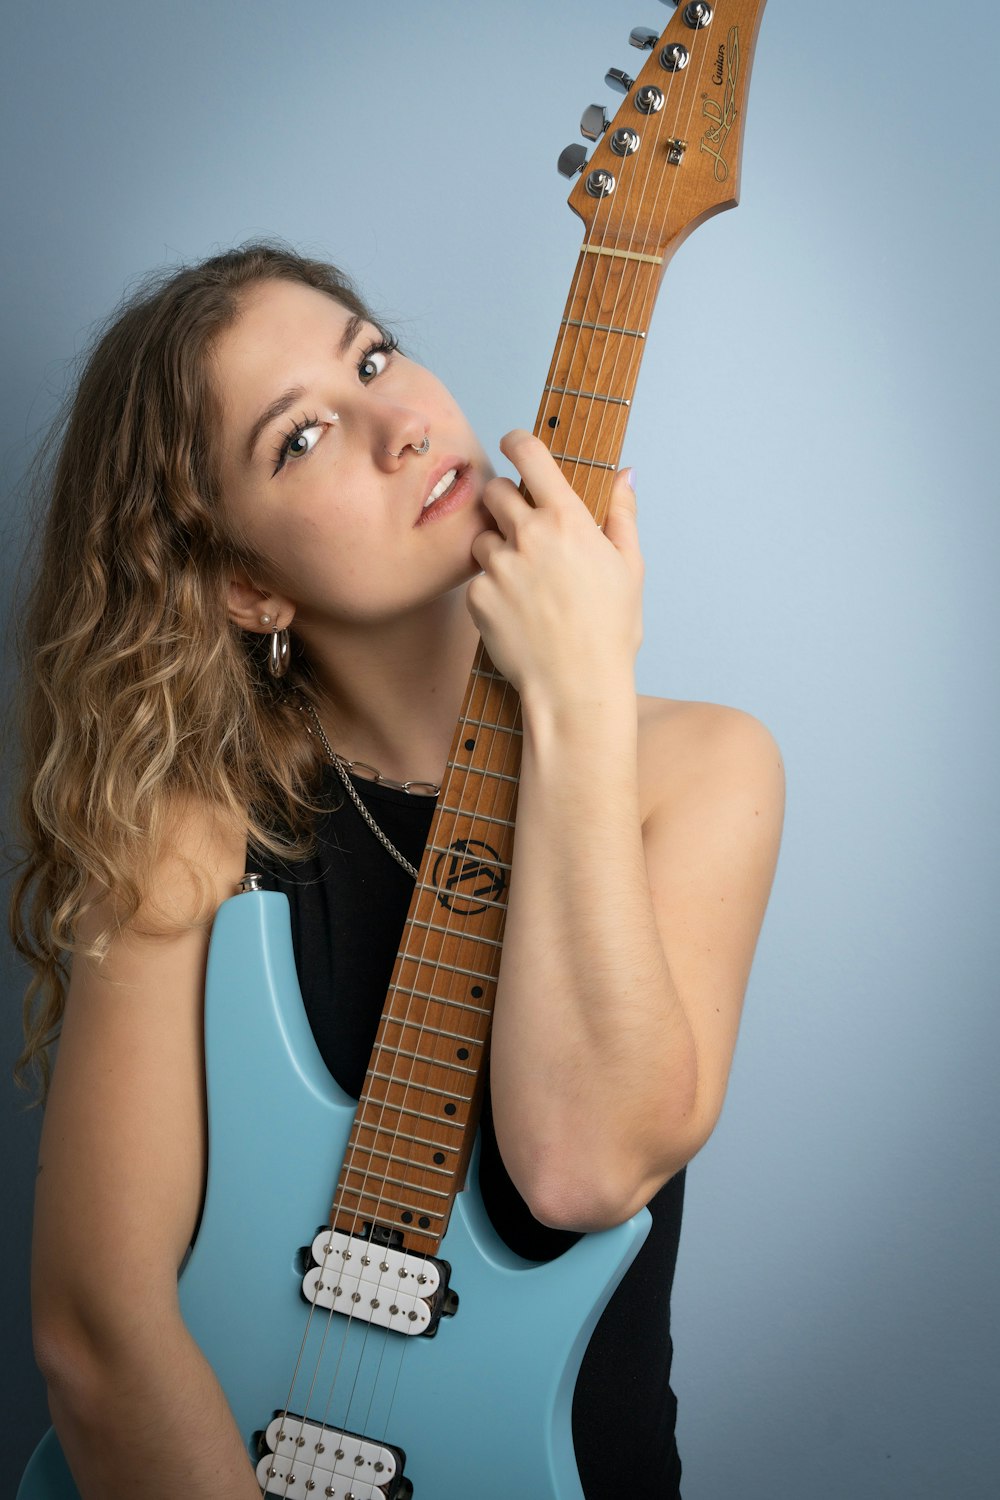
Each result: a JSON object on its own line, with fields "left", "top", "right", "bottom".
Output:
{"left": 273, "top": 419, "right": 324, "bottom": 474}
{"left": 286, "top": 424, "right": 322, "bottom": 460}
{"left": 359, "top": 348, "right": 390, "bottom": 383}
{"left": 358, "top": 334, "right": 399, "bottom": 383}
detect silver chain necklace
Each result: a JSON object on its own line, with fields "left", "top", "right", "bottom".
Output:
{"left": 298, "top": 697, "right": 439, "bottom": 880}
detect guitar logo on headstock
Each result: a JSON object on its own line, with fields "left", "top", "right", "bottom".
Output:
{"left": 700, "top": 26, "right": 741, "bottom": 182}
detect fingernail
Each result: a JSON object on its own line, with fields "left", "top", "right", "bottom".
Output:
{"left": 624, "top": 467, "right": 637, "bottom": 492}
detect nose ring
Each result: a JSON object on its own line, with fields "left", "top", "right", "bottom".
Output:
{"left": 386, "top": 435, "right": 430, "bottom": 460}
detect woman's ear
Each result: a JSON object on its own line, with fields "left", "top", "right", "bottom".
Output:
{"left": 226, "top": 570, "right": 297, "bottom": 634}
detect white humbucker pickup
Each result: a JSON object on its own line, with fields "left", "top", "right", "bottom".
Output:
{"left": 257, "top": 1413, "right": 398, "bottom": 1498}
{"left": 302, "top": 1228, "right": 441, "bottom": 1336}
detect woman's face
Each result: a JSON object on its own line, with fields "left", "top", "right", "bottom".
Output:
{"left": 211, "top": 278, "right": 494, "bottom": 630}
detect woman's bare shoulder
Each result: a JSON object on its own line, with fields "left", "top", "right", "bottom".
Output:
{"left": 78, "top": 792, "right": 250, "bottom": 945}
{"left": 37, "top": 796, "right": 251, "bottom": 1313}
{"left": 636, "top": 695, "right": 784, "bottom": 821}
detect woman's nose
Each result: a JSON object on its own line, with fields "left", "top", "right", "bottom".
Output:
{"left": 376, "top": 409, "right": 430, "bottom": 470}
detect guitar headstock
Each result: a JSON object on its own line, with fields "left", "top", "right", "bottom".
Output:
{"left": 563, "top": 0, "right": 767, "bottom": 264}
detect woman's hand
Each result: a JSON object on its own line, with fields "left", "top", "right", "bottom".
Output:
{"left": 467, "top": 429, "right": 643, "bottom": 710}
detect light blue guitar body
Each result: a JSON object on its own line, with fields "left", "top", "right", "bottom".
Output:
{"left": 19, "top": 890, "right": 649, "bottom": 1499}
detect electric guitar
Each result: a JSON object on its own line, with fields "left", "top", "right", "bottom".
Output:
{"left": 19, "top": 4, "right": 767, "bottom": 1495}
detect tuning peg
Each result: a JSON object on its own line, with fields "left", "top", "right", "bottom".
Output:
{"left": 605, "top": 67, "right": 635, "bottom": 95}
{"left": 580, "top": 104, "right": 608, "bottom": 141}
{"left": 557, "top": 143, "right": 588, "bottom": 178}
{"left": 629, "top": 27, "right": 658, "bottom": 49}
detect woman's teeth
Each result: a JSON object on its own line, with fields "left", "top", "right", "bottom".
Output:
{"left": 423, "top": 468, "right": 458, "bottom": 509}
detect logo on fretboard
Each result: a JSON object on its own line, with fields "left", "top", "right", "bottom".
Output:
{"left": 432, "top": 839, "right": 506, "bottom": 915}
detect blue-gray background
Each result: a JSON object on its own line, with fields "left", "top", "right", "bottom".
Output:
{"left": 2, "top": 1, "right": 997, "bottom": 1494}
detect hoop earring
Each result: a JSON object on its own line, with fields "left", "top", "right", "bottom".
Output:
{"left": 268, "top": 626, "right": 290, "bottom": 679}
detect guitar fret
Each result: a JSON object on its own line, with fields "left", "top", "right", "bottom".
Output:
{"left": 380, "top": 1016, "right": 486, "bottom": 1045}
{"left": 545, "top": 384, "right": 631, "bottom": 408}
{"left": 404, "top": 916, "right": 504, "bottom": 949}
{"left": 407, "top": 958, "right": 495, "bottom": 982}
{"left": 549, "top": 452, "right": 617, "bottom": 472}
{"left": 411, "top": 885, "right": 509, "bottom": 916}
{"left": 353, "top": 1121, "right": 461, "bottom": 1153}
{"left": 438, "top": 804, "right": 514, "bottom": 830}
{"left": 350, "top": 1144, "right": 452, "bottom": 1178}
{"left": 384, "top": 986, "right": 492, "bottom": 1015}
{"left": 367, "top": 1071, "right": 474, "bottom": 1102}
{"left": 561, "top": 317, "right": 646, "bottom": 339}
{"left": 446, "top": 761, "right": 519, "bottom": 785}
{"left": 342, "top": 1165, "right": 451, "bottom": 1200}
{"left": 424, "top": 843, "right": 513, "bottom": 874}
{"left": 335, "top": 1184, "right": 445, "bottom": 1221}
{"left": 356, "top": 1100, "right": 464, "bottom": 1127}
{"left": 581, "top": 241, "right": 664, "bottom": 266}
{"left": 371, "top": 1044, "right": 478, "bottom": 1076}
{"left": 469, "top": 666, "right": 503, "bottom": 681}
{"left": 458, "top": 719, "right": 522, "bottom": 735}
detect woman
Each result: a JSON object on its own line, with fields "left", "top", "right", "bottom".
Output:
{"left": 14, "top": 243, "right": 783, "bottom": 1498}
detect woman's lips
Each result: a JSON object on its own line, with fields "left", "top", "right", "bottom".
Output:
{"left": 414, "top": 463, "right": 475, "bottom": 525}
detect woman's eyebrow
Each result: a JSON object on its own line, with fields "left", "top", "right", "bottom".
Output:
{"left": 243, "top": 315, "right": 369, "bottom": 464}
{"left": 338, "top": 313, "right": 366, "bottom": 355}
{"left": 246, "top": 385, "right": 306, "bottom": 464}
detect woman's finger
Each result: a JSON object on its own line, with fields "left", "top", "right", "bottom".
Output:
{"left": 471, "top": 526, "right": 505, "bottom": 569}
{"left": 602, "top": 467, "right": 642, "bottom": 564}
{"left": 498, "top": 429, "right": 579, "bottom": 510}
{"left": 480, "top": 475, "right": 528, "bottom": 536}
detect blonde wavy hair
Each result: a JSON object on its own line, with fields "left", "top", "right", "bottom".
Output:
{"left": 10, "top": 242, "right": 381, "bottom": 1096}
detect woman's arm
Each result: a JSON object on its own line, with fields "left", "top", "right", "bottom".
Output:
{"left": 469, "top": 432, "right": 785, "bottom": 1229}
{"left": 31, "top": 804, "right": 259, "bottom": 1499}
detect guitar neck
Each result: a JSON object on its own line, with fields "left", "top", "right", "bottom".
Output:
{"left": 332, "top": 659, "right": 519, "bottom": 1257}
{"left": 330, "top": 255, "right": 658, "bottom": 1257}
{"left": 331, "top": 0, "right": 768, "bottom": 1256}
{"left": 536, "top": 244, "right": 662, "bottom": 522}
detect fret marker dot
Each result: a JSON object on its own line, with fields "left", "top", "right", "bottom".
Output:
{"left": 419, "top": 1215, "right": 431, "bottom": 1229}
{"left": 471, "top": 985, "right": 484, "bottom": 998}
{"left": 433, "top": 1151, "right": 446, "bottom": 1164}
{"left": 548, "top": 415, "right": 560, "bottom": 429}
{"left": 464, "top": 737, "right": 476, "bottom": 751}
{"left": 457, "top": 1047, "right": 469, "bottom": 1060}
{"left": 401, "top": 1210, "right": 413, "bottom": 1224}
{"left": 444, "top": 1102, "right": 457, "bottom": 1116}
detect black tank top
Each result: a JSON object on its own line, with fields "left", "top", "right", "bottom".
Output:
{"left": 254, "top": 768, "right": 685, "bottom": 1497}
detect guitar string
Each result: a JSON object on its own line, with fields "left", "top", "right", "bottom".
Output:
{"left": 316, "top": 23, "right": 701, "bottom": 1476}
{"left": 263, "top": 713, "right": 507, "bottom": 1485}
{"left": 348, "top": 671, "right": 517, "bottom": 1472}
{"left": 303, "top": 32, "right": 702, "bottom": 1490}
{"left": 290, "top": 691, "right": 509, "bottom": 1492}
{"left": 268, "top": 334, "right": 526, "bottom": 1489}
{"left": 270, "top": 17, "right": 714, "bottom": 1491}
{"left": 331, "top": 17, "right": 713, "bottom": 1489}
{"left": 262, "top": 748, "right": 482, "bottom": 1491}
{"left": 342, "top": 656, "right": 520, "bottom": 1430}
{"left": 317, "top": 690, "right": 506, "bottom": 1476}
{"left": 571, "top": 37, "right": 707, "bottom": 1500}
{"left": 582, "top": 27, "right": 704, "bottom": 522}
{"left": 322, "top": 82, "right": 611, "bottom": 1447}
{"left": 310, "top": 682, "right": 513, "bottom": 1484}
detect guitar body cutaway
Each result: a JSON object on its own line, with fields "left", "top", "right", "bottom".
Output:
{"left": 19, "top": 890, "right": 648, "bottom": 1500}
